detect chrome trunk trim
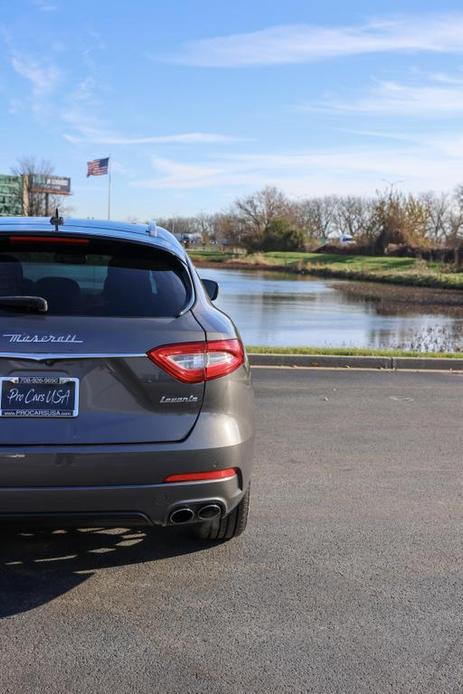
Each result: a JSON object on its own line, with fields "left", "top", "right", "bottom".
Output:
{"left": 0, "top": 352, "right": 147, "bottom": 361}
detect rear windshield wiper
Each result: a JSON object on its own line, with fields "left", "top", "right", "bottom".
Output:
{"left": 0, "top": 296, "right": 48, "bottom": 313}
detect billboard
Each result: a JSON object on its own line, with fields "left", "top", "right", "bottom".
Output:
{"left": 0, "top": 175, "right": 22, "bottom": 216}
{"left": 30, "top": 175, "right": 71, "bottom": 195}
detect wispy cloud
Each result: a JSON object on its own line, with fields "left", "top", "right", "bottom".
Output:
{"left": 164, "top": 14, "right": 463, "bottom": 67}
{"left": 32, "top": 0, "right": 59, "bottom": 11}
{"left": 63, "top": 130, "right": 246, "bottom": 145}
{"left": 61, "top": 77, "right": 104, "bottom": 141}
{"left": 8, "top": 52, "right": 62, "bottom": 117}
{"left": 8, "top": 49, "right": 222, "bottom": 152}
{"left": 313, "top": 74, "right": 463, "bottom": 116}
{"left": 10, "top": 54, "right": 61, "bottom": 98}
{"left": 131, "top": 139, "right": 463, "bottom": 195}
{"left": 135, "top": 157, "right": 227, "bottom": 188}
{"left": 338, "top": 128, "right": 418, "bottom": 143}
{"left": 80, "top": 29, "right": 106, "bottom": 66}
{"left": 61, "top": 76, "right": 245, "bottom": 146}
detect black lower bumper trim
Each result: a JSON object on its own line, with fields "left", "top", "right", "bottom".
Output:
{"left": 0, "top": 511, "right": 152, "bottom": 528}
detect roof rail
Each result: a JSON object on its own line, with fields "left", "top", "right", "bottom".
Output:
{"left": 147, "top": 220, "right": 157, "bottom": 237}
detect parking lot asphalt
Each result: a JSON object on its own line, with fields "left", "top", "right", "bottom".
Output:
{"left": 1, "top": 367, "right": 463, "bottom": 693}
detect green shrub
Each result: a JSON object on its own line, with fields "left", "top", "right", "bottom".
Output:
{"left": 242, "top": 218, "right": 305, "bottom": 252}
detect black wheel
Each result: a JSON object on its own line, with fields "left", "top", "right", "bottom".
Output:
{"left": 193, "top": 486, "right": 250, "bottom": 541}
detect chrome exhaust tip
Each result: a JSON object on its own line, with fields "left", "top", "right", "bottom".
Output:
{"left": 197, "top": 504, "right": 222, "bottom": 521}
{"left": 169, "top": 507, "right": 195, "bottom": 525}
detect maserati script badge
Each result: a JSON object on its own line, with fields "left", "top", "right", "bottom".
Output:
{"left": 2, "top": 334, "right": 83, "bottom": 344}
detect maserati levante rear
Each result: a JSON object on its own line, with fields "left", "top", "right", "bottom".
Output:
{"left": 0, "top": 217, "right": 254, "bottom": 541}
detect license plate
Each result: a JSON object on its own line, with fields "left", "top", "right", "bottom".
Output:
{"left": 0, "top": 376, "right": 79, "bottom": 418}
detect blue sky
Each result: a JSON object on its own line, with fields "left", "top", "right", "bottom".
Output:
{"left": 2, "top": 0, "right": 463, "bottom": 219}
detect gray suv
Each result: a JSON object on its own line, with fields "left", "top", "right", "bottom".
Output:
{"left": 0, "top": 217, "right": 254, "bottom": 541}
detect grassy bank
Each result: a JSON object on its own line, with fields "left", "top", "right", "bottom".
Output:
{"left": 247, "top": 345, "right": 462, "bottom": 359}
{"left": 190, "top": 249, "right": 463, "bottom": 290}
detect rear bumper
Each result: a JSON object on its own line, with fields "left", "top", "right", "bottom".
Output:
{"left": 0, "top": 433, "right": 253, "bottom": 527}
{"left": 0, "top": 474, "right": 244, "bottom": 527}
{"left": 0, "top": 382, "right": 254, "bottom": 526}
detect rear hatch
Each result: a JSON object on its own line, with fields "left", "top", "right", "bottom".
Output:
{"left": 0, "top": 233, "right": 204, "bottom": 445}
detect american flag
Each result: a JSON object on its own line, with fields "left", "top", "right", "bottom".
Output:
{"left": 87, "top": 157, "right": 109, "bottom": 177}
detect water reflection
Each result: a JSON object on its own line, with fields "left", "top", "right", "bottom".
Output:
{"left": 200, "top": 268, "right": 463, "bottom": 351}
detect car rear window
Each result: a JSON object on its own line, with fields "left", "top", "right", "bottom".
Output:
{"left": 0, "top": 236, "right": 191, "bottom": 317}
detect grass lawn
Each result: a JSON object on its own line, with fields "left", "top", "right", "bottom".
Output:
{"left": 189, "top": 249, "right": 237, "bottom": 263}
{"left": 247, "top": 345, "right": 463, "bottom": 359}
{"left": 189, "top": 249, "right": 463, "bottom": 290}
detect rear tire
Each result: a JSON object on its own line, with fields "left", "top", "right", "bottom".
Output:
{"left": 193, "top": 486, "right": 250, "bottom": 541}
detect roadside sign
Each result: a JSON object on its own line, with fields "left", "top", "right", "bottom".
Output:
{"left": 30, "top": 175, "right": 71, "bottom": 195}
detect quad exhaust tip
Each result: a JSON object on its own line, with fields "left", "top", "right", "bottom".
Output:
{"left": 169, "top": 507, "right": 195, "bottom": 525}
{"left": 197, "top": 504, "right": 222, "bottom": 521}
{"left": 169, "top": 503, "right": 223, "bottom": 525}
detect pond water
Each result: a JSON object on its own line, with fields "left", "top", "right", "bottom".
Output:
{"left": 200, "top": 268, "right": 463, "bottom": 351}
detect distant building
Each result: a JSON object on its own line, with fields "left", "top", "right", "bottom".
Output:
{"left": 0, "top": 175, "right": 22, "bottom": 216}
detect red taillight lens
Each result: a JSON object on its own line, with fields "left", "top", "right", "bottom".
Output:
{"left": 206, "top": 339, "right": 245, "bottom": 380}
{"left": 147, "top": 339, "right": 245, "bottom": 383}
{"left": 164, "top": 468, "right": 238, "bottom": 483}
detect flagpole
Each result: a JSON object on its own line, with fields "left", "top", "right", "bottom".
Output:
{"left": 107, "top": 155, "right": 111, "bottom": 220}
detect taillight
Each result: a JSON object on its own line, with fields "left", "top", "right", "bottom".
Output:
{"left": 147, "top": 339, "right": 245, "bottom": 383}
{"left": 206, "top": 339, "right": 245, "bottom": 380}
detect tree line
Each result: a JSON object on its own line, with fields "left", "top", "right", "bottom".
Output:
{"left": 10, "top": 157, "right": 463, "bottom": 258}
{"left": 157, "top": 185, "right": 463, "bottom": 256}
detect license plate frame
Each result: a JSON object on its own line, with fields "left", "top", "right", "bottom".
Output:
{"left": 0, "top": 376, "right": 79, "bottom": 418}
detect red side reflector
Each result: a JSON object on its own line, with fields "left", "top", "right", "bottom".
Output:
{"left": 9, "top": 236, "right": 89, "bottom": 245}
{"left": 164, "top": 468, "right": 238, "bottom": 483}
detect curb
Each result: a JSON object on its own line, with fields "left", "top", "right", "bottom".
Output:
{"left": 248, "top": 353, "right": 463, "bottom": 371}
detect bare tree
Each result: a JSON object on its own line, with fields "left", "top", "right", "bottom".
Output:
{"left": 156, "top": 216, "right": 194, "bottom": 236}
{"left": 443, "top": 186, "right": 463, "bottom": 265}
{"left": 420, "top": 192, "right": 450, "bottom": 246}
{"left": 211, "top": 213, "right": 241, "bottom": 247}
{"left": 294, "top": 196, "right": 338, "bottom": 241}
{"left": 233, "top": 186, "right": 292, "bottom": 235}
{"left": 335, "top": 196, "right": 374, "bottom": 238}
{"left": 193, "top": 212, "right": 214, "bottom": 245}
